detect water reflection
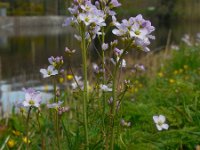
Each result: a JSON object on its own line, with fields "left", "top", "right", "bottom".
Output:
{"left": 0, "top": 21, "right": 200, "bottom": 80}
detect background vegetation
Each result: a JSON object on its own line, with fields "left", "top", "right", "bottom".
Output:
{"left": 0, "top": 41, "right": 200, "bottom": 149}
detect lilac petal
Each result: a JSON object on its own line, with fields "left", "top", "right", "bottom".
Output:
{"left": 43, "top": 74, "right": 51, "bottom": 78}
{"left": 159, "top": 115, "right": 166, "bottom": 123}
{"left": 40, "top": 69, "right": 47, "bottom": 75}
{"left": 63, "top": 17, "right": 73, "bottom": 27}
{"left": 156, "top": 124, "right": 163, "bottom": 131}
{"left": 23, "top": 101, "right": 30, "bottom": 107}
{"left": 162, "top": 124, "right": 169, "bottom": 130}
{"left": 25, "top": 93, "right": 31, "bottom": 101}
{"left": 52, "top": 70, "right": 58, "bottom": 76}
{"left": 47, "top": 65, "right": 55, "bottom": 71}
{"left": 112, "top": 29, "right": 121, "bottom": 36}
{"left": 48, "top": 56, "right": 54, "bottom": 64}
{"left": 153, "top": 116, "right": 159, "bottom": 123}
{"left": 35, "top": 94, "right": 42, "bottom": 103}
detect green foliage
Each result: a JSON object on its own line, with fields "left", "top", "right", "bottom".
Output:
{"left": 0, "top": 46, "right": 200, "bottom": 149}
{"left": 122, "top": 45, "right": 200, "bottom": 149}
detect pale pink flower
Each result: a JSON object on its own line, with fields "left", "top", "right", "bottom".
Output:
{"left": 153, "top": 115, "right": 169, "bottom": 131}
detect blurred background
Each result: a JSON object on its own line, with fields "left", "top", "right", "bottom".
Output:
{"left": 0, "top": 0, "right": 200, "bottom": 80}
{"left": 0, "top": 0, "right": 200, "bottom": 113}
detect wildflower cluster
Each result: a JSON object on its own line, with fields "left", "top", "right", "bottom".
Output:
{"left": 112, "top": 14, "right": 155, "bottom": 52}
{"left": 62, "top": 1, "right": 156, "bottom": 149}
{"left": 40, "top": 56, "right": 63, "bottom": 78}
{"left": 6, "top": 0, "right": 170, "bottom": 149}
{"left": 64, "top": 0, "right": 105, "bottom": 40}
{"left": 181, "top": 33, "right": 200, "bottom": 46}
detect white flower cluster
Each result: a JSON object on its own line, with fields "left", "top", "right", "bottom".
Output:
{"left": 112, "top": 14, "right": 155, "bottom": 52}
{"left": 64, "top": 0, "right": 121, "bottom": 40}
{"left": 40, "top": 56, "right": 63, "bottom": 78}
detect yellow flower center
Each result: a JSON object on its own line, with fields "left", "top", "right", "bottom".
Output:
{"left": 85, "top": 17, "right": 89, "bottom": 23}
{"left": 157, "top": 121, "right": 163, "bottom": 126}
{"left": 29, "top": 100, "right": 35, "bottom": 105}
{"left": 135, "top": 30, "right": 141, "bottom": 35}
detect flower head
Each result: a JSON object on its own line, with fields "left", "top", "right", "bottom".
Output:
{"left": 48, "top": 56, "right": 63, "bottom": 67}
{"left": 181, "top": 34, "right": 192, "bottom": 46}
{"left": 112, "top": 14, "right": 155, "bottom": 52}
{"left": 92, "top": 63, "right": 99, "bottom": 74}
{"left": 47, "top": 101, "right": 63, "bottom": 109}
{"left": 23, "top": 137, "right": 31, "bottom": 144}
{"left": 134, "top": 64, "right": 145, "bottom": 71}
{"left": 71, "top": 76, "right": 83, "bottom": 89}
{"left": 121, "top": 119, "right": 131, "bottom": 127}
{"left": 58, "top": 106, "right": 70, "bottom": 115}
{"left": 100, "top": 84, "right": 112, "bottom": 92}
{"left": 66, "top": 74, "right": 73, "bottom": 80}
{"left": 110, "top": 0, "right": 121, "bottom": 8}
{"left": 65, "top": 47, "right": 76, "bottom": 55}
{"left": 153, "top": 115, "right": 169, "bottom": 131}
{"left": 12, "top": 130, "right": 21, "bottom": 136}
{"left": 102, "top": 43, "right": 109, "bottom": 51}
{"left": 65, "top": 0, "right": 106, "bottom": 40}
{"left": 22, "top": 88, "right": 42, "bottom": 107}
{"left": 7, "top": 139, "right": 16, "bottom": 148}
{"left": 40, "top": 65, "right": 58, "bottom": 78}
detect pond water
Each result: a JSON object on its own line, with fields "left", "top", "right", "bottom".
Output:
{"left": 0, "top": 17, "right": 200, "bottom": 115}
{"left": 0, "top": 21, "right": 199, "bottom": 80}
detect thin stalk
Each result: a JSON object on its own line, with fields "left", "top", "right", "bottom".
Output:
{"left": 53, "top": 79, "right": 60, "bottom": 150}
{"left": 101, "top": 28, "right": 106, "bottom": 142}
{"left": 92, "top": 43, "right": 113, "bottom": 77}
{"left": 68, "top": 58, "right": 82, "bottom": 91}
{"left": 26, "top": 107, "right": 32, "bottom": 150}
{"left": 102, "top": 49, "right": 106, "bottom": 114}
{"left": 109, "top": 41, "right": 132, "bottom": 149}
{"left": 36, "top": 111, "right": 45, "bottom": 149}
{"left": 101, "top": 28, "right": 106, "bottom": 103}
{"left": 109, "top": 65, "right": 118, "bottom": 150}
{"left": 81, "top": 28, "right": 89, "bottom": 149}
{"left": 55, "top": 114, "right": 60, "bottom": 150}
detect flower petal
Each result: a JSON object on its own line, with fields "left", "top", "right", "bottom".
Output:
{"left": 47, "top": 65, "right": 54, "bottom": 71}
{"left": 40, "top": 69, "right": 47, "bottom": 75}
{"left": 153, "top": 116, "right": 159, "bottom": 123}
{"left": 25, "top": 93, "right": 31, "bottom": 101}
{"left": 159, "top": 115, "right": 166, "bottom": 123}
{"left": 156, "top": 124, "right": 163, "bottom": 131}
{"left": 23, "top": 101, "right": 30, "bottom": 107}
{"left": 161, "top": 124, "right": 169, "bottom": 130}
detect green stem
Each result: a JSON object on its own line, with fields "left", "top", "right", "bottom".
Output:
{"left": 26, "top": 107, "right": 32, "bottom": 150}
{"left": 53, "top": 78, "right": 57, "bottom": 103}
{"left": 53, "top": 78, "right": 60, "bottom": 150}
{"left": 36, "top": 111, "right": 45, "bottom": 149}
{"left": 110, "top": 65, "right": 118, "bottom": 150}
{"left": 81, "top": 29, "right": 89, "bottom": 149}
{"left": 109, "top": 41, "right": 132, "bottom": 149}
{"left": 101, "top": 29, "right": 106, "bottom": 137}
{"left": 55, "top": 112, "right": 60, "bottom": 150}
